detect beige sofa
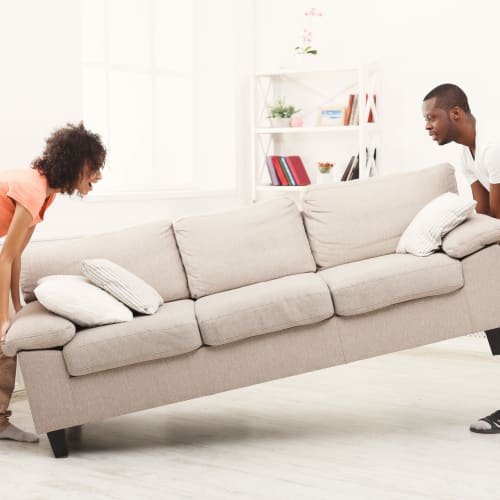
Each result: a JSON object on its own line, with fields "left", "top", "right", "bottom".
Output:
{"left": 4, "top": 163, "right": 500, "bottom": 458}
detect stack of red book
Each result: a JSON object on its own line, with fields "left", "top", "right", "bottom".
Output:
{"left": 265, "top": 156, "right": 311, "bottom": 186}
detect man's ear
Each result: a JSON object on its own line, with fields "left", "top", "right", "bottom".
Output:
{"left": 450, "top": 106, "right": 461, "bottom": 121}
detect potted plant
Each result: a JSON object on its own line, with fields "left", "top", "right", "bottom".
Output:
{"left": 294, "top": 8, "right": 322, "bottom": 66}
{"left": 267, "top": 98, "right": 301, "bottom": 128}
{"left": 318, "top": 161, "right": 334, "bottom": 174}
{"left": 317, "top": 161, "right": 335, "bottom": 184}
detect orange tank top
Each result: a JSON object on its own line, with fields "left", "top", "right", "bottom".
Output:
{"left": 0, "top": 168, "right": 56, "bottom": 237}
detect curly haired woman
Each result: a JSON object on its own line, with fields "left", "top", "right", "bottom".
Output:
{"left": 0, "top": 122, "right": 106, "bottom": 443}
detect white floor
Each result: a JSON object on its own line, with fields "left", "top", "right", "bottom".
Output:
{"left": 2, "top": 336, "right": 500, "bottom": 500}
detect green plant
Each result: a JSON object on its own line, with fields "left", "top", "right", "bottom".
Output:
{"left": 318, "top": 161, "right": 334, "bottom": 173}
{"left": 295, "top": 45, "right": 318, "bottom": 55}
{"left": 267, "top": 98, "right": 301, "bottom": 119}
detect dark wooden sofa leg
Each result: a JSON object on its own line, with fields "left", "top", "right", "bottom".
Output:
{"left": 47, "top": 429, "right": 68, "bottom": 458}
{"left": 485, "top": 327, "right": 500, "bottom": 356}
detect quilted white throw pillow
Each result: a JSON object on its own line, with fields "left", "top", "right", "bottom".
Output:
{"left": 396, "top": 192, "right": 476, "bottom": 257}
{"left": 81, "top": 259, "right": 163, "bottom": 315}
{"left": 35, "top": 275, "right": 133, "bottom": 327}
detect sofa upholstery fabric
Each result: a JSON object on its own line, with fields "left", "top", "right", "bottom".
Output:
{"left": 195, "top": 273, "right": 334, "bottom": 346}
{"left": 302, "top": 163, "right": 457, "bottom": 269}
{"left": 318, "top": 252, "right": 464, "bottom": 316}
{"left": 63, "top": 300, "right": 201, "bottom": 376}
{"left": 21, "top": 220, "right": 189, "bottom": 303}
{"left": 11, "top": 163, "right": 500, "bottom": 456}
{"left": 174, "top": 199, "right": 316, "bottom": 298}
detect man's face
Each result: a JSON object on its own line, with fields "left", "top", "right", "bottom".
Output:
{"left": 76, "top": 161, "right": 103, "bottom": 195}
{"left": 422, "top": 97, "right": 456, "bottom": 146}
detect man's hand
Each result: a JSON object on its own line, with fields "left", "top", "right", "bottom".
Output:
{"left": 1, "top": 320, "right": 10, "bottom": 343}
{"left": 14, "top": 303, "right": 23, "bottom": 314}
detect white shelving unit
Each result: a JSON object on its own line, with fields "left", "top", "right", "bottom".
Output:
{"left": 251, "top": 63, "right": 379, "bottom": 203}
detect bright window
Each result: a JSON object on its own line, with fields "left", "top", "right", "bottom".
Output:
{"left": 82, "top": 0, "right": 236, "bottom": 193}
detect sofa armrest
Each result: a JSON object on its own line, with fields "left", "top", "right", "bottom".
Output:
{"left": 1, "top": 301, "right": 76, "bottom": 357}
{"left": 442, "top": 213, "right": 500, "bottom": 258}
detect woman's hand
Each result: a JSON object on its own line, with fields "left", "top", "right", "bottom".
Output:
{"left": 1, "top": 320, "right": 10, "bottom": 343}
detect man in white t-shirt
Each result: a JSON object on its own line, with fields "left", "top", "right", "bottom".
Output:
{"left": 423, "top": 83, "right": 500, "bottom": 434}
{"left": 422, "top": 83, "right": 500, "bottom": 434}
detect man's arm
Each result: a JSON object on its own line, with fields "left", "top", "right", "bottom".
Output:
{"left": 10, "top": 226, "right": 35, "bottom": 312}
{"left": 489, "top": 183, "right": 500, "bottom": 219}
{"left": 471, "top": 181, "right": 490, "bottom": 215}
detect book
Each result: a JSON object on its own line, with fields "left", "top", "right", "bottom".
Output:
{"left": 271, "top": 156, "right": 288, "bottom": 185}
{"left": 285, "top": 156, "right": 311, "bottom": 185}
{"left": 348, "top": 155, "right": 359, "bottom": 180}
{"left": 353, "top": 94, "right": 360, "bottom": 125}
{"left": 349, "top": 94, "right": 359, "bottom": 125}
{"left": 341, "top": 156, "right": 355, "bottom": 181}
{"left": 344, "top": 94, "right": 355, "bottom": 126}
{"left": 265, "top": 156, "right": 280, "bottom": 186}
{"left": 279, "top": 156, "right": 296, "bottom": 186}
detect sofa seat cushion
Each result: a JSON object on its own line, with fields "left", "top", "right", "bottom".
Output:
{"left": 318, "top": 253, "right": 463, "bottom": 316}
{"left": 63, "top": 300, "right": 201, "bottom": 376}
{"left": 195, "top": 273, "right": 334, "bottom": 346}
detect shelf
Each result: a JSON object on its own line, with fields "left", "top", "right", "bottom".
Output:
{"left": 252, "top": 63, "right": 379, "bottom": 203}
{"left": 256, "top": 185, "right": 310, "bottom": 192}
{"left": 256, "top": 65, "right": 361, "bottom": 77}
{"left": 256, "top": 124, "right": 375, "bottom": 135}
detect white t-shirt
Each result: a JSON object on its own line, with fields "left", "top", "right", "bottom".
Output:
{"left": 461, "top": 121, "right": 500, "bottom": 192}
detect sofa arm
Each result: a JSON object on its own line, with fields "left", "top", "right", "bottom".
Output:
{"left": 1, "top": 301, "right": 76, "bottom": 357}
{"left": 442, "top": 213, "right": 500, "bottom": 258}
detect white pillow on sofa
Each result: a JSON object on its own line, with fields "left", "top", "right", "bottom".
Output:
{"left": 34, "top": 275, "right": 133, "bottom": 327}
{"left": 396, "top": 192, "right": 476, "bottom": 257}
{"left": 81, "top": 259, "right": 163, "bottom": 315}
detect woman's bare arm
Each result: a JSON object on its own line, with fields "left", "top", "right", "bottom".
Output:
{"left": 0, "top": 203, "right": 33, "bottom": 342}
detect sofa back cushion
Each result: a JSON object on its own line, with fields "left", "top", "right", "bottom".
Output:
{"left": 21, "top": 220, "right": 190, "bottom": 303}
{"left": 174, "top": 198, "right": 316, "bottom": 298}
{"left": 302, "top": 163, "right": 457, "bottom": 269}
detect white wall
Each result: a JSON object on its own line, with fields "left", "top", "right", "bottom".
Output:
{"left": 0, "top": 0, "right": 82, "bottom": 169}
{"left": 4, "top": 0, "right": 496, "bottom": 239}
{"left": 255, "top": 0, "right": 500, "bottom": 195}
{"left": 2, "top": 0, "right": 498, "bottom": 230}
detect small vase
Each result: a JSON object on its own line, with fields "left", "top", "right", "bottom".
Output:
{"left": 270, "top": 117, "right": 290, "bottom": 128}
{"left": 317, "top": 171, "right": 334, "bottom": 184}
{"left": 294, "top": 53, "right": 317, "bottom": 69}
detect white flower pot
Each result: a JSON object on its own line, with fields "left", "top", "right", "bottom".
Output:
{"left": 294, "top": 53, "right": 317, "bottom": 68}
{"left": 316, "top": 171, "right": 334, "bottom": 184}
{"left": 270, "top": 117, "right": 290, "bottom": 128}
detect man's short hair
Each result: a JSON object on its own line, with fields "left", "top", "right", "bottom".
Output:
{"left": 423, "top": 84, "right": 471, "bottom": 113}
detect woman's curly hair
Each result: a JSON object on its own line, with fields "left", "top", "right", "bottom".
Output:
{"left": 32, "top": 122, "right": 106, "bottom": 195}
